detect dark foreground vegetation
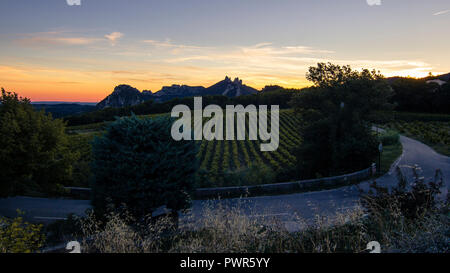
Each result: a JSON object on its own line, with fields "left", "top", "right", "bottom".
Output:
{"left": 1, "top": 165, "right": 447, "bottom": 253}
{"left": 0, "top": 89, "right": 77, "bottom": 197}
{"left": 77, "top": 167, "right": 450, "bottom": 253}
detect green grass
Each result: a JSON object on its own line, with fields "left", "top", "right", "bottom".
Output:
{"left": 382, "top": 120, "right": 450, "bottom": 156}
{"left": 379, "top": 142, "right": 403, "bottom": 175}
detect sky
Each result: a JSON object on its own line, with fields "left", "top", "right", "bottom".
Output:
{"left": 0, "top": 0, "right": 449, "bottom": 102}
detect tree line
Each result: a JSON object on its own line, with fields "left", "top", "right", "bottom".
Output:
{"left": 64, "top": 72, "right": 450, "bottom": 127}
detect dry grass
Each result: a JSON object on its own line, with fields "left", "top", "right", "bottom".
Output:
{"left": 76, "top": 196, "right": 448, "bottom": 253}
{"left": 78, "top": 203, "right": 368, "bottom": 253}
{"left": 76, "top": 165, "right": 448, "bottom": 253}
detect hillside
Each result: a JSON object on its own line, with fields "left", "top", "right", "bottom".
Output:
{"left": 32, "top": 103, "right": 96, "bottom": 118}
{"left": 96, "top": 76, "right": 259, "bottom": 109}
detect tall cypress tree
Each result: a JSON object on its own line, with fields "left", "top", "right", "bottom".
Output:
{"left": 91, "top": 115, "right": 198, "bottom": 220}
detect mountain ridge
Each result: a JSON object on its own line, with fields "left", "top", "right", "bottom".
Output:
{"left": 96, "top": 76, "right": 258, "bottom": 109}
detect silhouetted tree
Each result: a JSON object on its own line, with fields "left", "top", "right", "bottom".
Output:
{"left": 91, "top": 115, "right": 198, "bottom": 221}
{"left": 0, "top": 88, "right": 74, "bottom": 197}
{"left": 291, "top": 63, "right": 394, "bottom": 178}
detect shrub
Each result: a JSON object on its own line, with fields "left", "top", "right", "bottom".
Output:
{"left": 379, "top": 130, "right": 400, "bottom": 146}
{"left": 362, "top": 165, "right": 443, "bottom": 221}
{"left": 361, "top": 165, "right": 448, "bottom": 252}
{"left": 0, "top": 211, "right": 45, "bottom": 253}
{"left": 225, "top": 164, "right": 276, "bottom": 187}
{"left": 0, "top": 89, "right": 76, "bottom": 197}
{"left": 91, "top": 115, "right": 198, "bottom": 221}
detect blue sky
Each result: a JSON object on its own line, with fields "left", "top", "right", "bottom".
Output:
{"left": 0, "top": 0, "right": 449, "bottom": 101}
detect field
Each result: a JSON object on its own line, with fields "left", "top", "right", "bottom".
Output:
{"left": 195, "top": 110, "right": 301, "bottom": 187}
{"left": 67, "top": 109, "right": 405, "bottom": 189}
{"left": 67, "top": 109, "right": 302, "bottom": 188}
{"left": 383, "top": 120, "right": 450, "bottom": 156}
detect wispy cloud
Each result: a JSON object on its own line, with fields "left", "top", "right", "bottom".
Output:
{"left": 143, "top": 39, "right": 209, "bottom": 55}
{"left": 105, "top": 32, "right": 124, "bottom": 45}
{"left": 18, "top": 35, "right": 101, "bottom": 46}
{"left": 143, "top": 39, "right": 204, "bottom": 49}
{"left": 165, "top": 42, "right": 334, "bottom": 64}
{"left": 164, "top": 42, "right": 437, "bottom": 81}
{"left": 433, "top": 9, "right": 450, "bottom": 16}
{"left": 17, "top": 31, "right": 124, "bottom": 47}
{"left": 3, "top": 36, "right": 442, "bottom": 101}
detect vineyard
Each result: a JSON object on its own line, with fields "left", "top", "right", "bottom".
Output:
{"left": 67, "top": 109, "right": 302, "bottom": 188}
{"left": 383, "top": 120, "right": 450, "bottom": 156}
{"left": 66, "top": 109, "right": 413, "bottom": 189}
{"left": 195, "top": 109, "right": 301, "bottom": 187}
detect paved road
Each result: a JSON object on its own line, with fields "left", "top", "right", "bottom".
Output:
{"left": 182, "top": 135, "right": 449, "bottom": 230}
{"left": 0, "top": 196, "right": 90, "bottom": 222}
{"left": 1, "top": 135, "right": 448, "bottom": 228}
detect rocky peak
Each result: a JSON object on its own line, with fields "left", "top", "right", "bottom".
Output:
{"left": 96, "top": 77, "right": 259, "bottom": 109}
{"left": 113, "top": 85, "right": 140, "bottom": 95}
{"left": 233, "top": 77, "right": 243, "bottom": 86}
{"left": 96, "top": 85, "right": 150, "bottom": 109}
{"left": 155, "top": 84, "right": 206, "bottom": 97}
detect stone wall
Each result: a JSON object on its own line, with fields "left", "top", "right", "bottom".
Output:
{"left": 194, "top": 164, "right": 375, "bottom": 199}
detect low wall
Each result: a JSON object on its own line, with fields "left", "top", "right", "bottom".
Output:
{"left": 64, "top": 187, "right": 91, "bottom": 200}
{"left": 65, "top": 165, "right": 376, "bottom": 200}
{"left": 194, "top": 164, "right": 375, "bottom": 199}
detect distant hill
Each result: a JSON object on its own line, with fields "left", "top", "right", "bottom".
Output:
{"left": 386, "top": 72, "right": 450, "bottom": 85}
{"left": 32, "top": 101, "right": 97, "bottom": 106}
{"left": 33, "top": 103, "right": 96, "bottom": 118}
{"left": 96, "top": 77, "right": 259, "bottom": 109}
{"left": 435, "top": 72, "right": 450, "bottom": 82}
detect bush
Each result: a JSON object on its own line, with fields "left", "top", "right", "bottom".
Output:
{"left": 91, "top": 115, "right": 198, "bottom": 220}
{"left": 196, "top": 164, "right": 277, "bottom": 188}
{"left": 362, "top": 165, "right": 443, "bottom": 221}
{"left": 0, "top": 89, "right": 76, "bottom": 197}
{"left": 0, "top": 211, "right": 45, "bottom": 253}
{"left": 361, "top": 165, "right": 448, "bottom": 252}
{"left": 379, "top": 130, "right": 400, "bottom": 146}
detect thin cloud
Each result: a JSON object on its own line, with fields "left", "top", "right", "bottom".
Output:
{"left": 143, "top": 39, "right": 205, "bottom": 49}
{"left": 433, "top": 9, "right": 450, "bottom": 16}
{"left": 17, "top": 31, "right": 124, "bottom": 47}
{"left": 18, "top": 36, "right": 101, "bottom": 46}
{"left": 105, "top": 32, "right": 124, "bottom": 45}
{"left": 143, "top": 39, "right": 209, "bottom": 55}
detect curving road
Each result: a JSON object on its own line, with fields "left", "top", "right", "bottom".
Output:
{"left": 0, "top": 135, "right": 448, "bottom": 227}
{"left": 182, "top": 135, "right": 449, "bottom": 230}
{"left": 0, "top": 196, "right": 90, "bottom": 223}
